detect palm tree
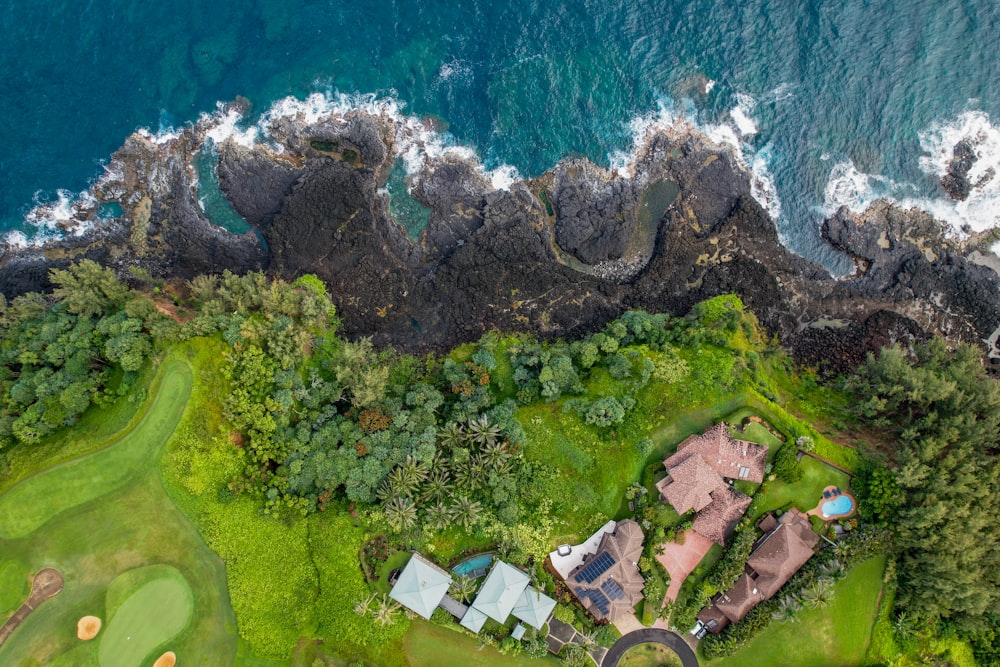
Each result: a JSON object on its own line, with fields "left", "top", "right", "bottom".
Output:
{"left": 422, "top": 469, "right": 452, "bottom": 503}
{"left": 467, "top": 416, "right": 501, "bottom": 447}
{"left": 429, "top": 450, "right": 451, "bottom": 475}
{"left": 424, "top": 500, "right": 452, "bottom": 531}
{"left": 449, "top": 575, "right": 477, "bottom": 603}
{"left": 374, "top": 595, "right": 400, "bottom": 626}
{"left": 817, "top": 558, "right": 846, "bottom": 582}
{"left": 383, "top": 496, "right": 418, "bottom": 532}
{"left": 450, "top": 495, "right": 482, "bottom": 531}
{"left": 482, "top": 440, "right": 512, "bottom": 471}
{"left": 770, "top": 593, "right": 802, "bottom": 623}
{"left": 400, "top": 455, "right": 430, "bottom": 484}
{"left": 437, "top": 422, "right": 465, "bottom": 449}
{"left": 354, "top": 592, "right": 377, "bottom": 617}
{"left": 800, "top": 577, "right": 835, "bottom": 609}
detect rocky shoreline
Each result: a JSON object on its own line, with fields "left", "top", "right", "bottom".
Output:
{"left": 1, "top": 103, "right": 998, "bottom": 373}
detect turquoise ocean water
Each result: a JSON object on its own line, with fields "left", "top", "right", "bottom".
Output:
{"left": 1, "top": 0, "right": 998, "bottom": 271}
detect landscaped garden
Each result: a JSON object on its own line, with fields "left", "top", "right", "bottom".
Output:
{"left": 0, "top": 266, "right": 994, "bottom": 667}
{"left": 618, "top": 642, "right": 683, "bottom": 667}
{"left": 705, "top": 556, "right": 888, "bottom": 667}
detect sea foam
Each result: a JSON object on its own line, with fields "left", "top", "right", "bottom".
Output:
{"left": 820, "top": 109, "right": 1000, "bottom": 237}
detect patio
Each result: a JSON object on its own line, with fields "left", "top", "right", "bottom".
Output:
{"left": 655, "top": 528, "right": 715, "bottom": 602}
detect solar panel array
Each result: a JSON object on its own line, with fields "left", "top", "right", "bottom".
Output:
{"left": 573, "top": 552, "right": 615, "bottom": 584}
{"left": 601, "top": 578, "right": 626, "bottom": 601}
{"left": 576, "top": 588, "right": 611, "bottom": 616}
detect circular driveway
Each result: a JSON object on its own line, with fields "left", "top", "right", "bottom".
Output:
{"left": 603, "top": 628, "right": 699, "bottom": 667}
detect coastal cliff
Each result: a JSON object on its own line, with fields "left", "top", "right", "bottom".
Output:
{"left": 1, "top": 104, "right": 998, "bottom": 372}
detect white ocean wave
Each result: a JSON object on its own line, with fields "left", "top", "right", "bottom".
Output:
{"left": 610, "top": 92, "right": 782, "bottom": 225}
{"left": 819, "top": 110, "right": 1000, "bottom": 236}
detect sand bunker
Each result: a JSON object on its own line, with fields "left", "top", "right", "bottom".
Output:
{"left": 152, "top": 651, "right": 177, "bottom": 667}
{"left": 76, "top": 615, "right": 102, "bottom": 640}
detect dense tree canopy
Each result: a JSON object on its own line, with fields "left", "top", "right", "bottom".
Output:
{"left": 850, "top": 339, "right": 1000, "bottom": 637}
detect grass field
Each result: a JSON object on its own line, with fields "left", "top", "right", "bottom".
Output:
{"left": 0, "top": 558, "right": 29, "bottom": 617}
{"left": 0, "top": 363, "right": 192, "bottom": 539}
{"left": 619, "top": 642, "right": 683, "bottom": 667}
{"left": 403, "top": 619, "right": 558, "bottom": 667}
{"left": 0, "top": 353, "right": 239, "bottom": 667}
{"left": 754, "top": 455, "right": 851, "bottom": 520}
{"left": 97, "top": 567, "right": 194, "bottom": 667}
{"left": 706, "top": 556, "right": 887, "bottom": 667}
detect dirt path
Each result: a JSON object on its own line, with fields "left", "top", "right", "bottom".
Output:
{"left": 0, "top": 568, "right": 64, "bottom": 647}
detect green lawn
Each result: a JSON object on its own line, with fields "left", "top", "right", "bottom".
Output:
{"left": 0, "top": 352, "right": 239, "bottom": 667}
{"left": 0, "top": 558, "right": 29, "bottom": 617}
{"left": 0, "top": 362, "right": 193, "bottom": 539}
{"left": 619, "top": 642, "right": 683, "bottom": 667}
{"left": 706, "top": 556, "right": 887, "bottom": 667}
{"left": 98, "top": 568, "right": 194, "bottom": 667}
{"left": 377, "top": 552, "right": 413, "bottom": 596}
{"left": 754, "top": 455, "right": 851, "bottom": 520}
{"left": 403, "top": 619, "right": 558, "bottom": 667}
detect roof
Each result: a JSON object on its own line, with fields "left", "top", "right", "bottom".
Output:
{"left": 664, "top": 423, "right": 768, "bottom": 484}
{"left": 512, "top": 587, "right": 557, "bottom": 630}
{"left": 565, "top": 520, "right": 645, "bottom": 622}
{"left": 699, "top": 507, "right": 821, "bottom": 629}
{"left": 459, "top": 606, "right": 489, "bottom": 633}
{"left": 389, "top": 552, "right": 452, "bottom": 619}
{"left": 713, "top": 572, "right": 763, "bottom": 623}
{"left": 697, "top": 604, "right": 731, "bottom": 634}
{"left": 656, "top": 454, "right": 722, "bottom": 513}
{"left": 756, "top": 513, "right": 778, "bottom": 533}
{"left": 511, "top": 624, "right": 527, "bottom": 640}
{"left": 468, "top": 561, "right": 530, "bottom": 623}
{"left": 547, "top": 520, "right": 617, "bottom": 579}
{"left": 692, "top": 484, "right": 752, "bottom": 545}
{"left": 746, "top": 508, "right": 819, "bottom": 598}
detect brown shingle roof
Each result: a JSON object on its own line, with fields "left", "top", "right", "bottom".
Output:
{"left": 746, "top": 508, "right": 819, "bottom": 598}
{"left": 566, "top": 520, "right": 645, "bottom": 622}
{"left": 713, "top": 573, "right": 763, "bottom": 623}
{"left": 701, "top": 507, "right": 820, "bottom": 630}
{"left": 657, "top": 454, "right": 721, "bottom": 514}
{"left": 664, "top": 423, "right": 768, "bottom": 484}
{"left": 692, "top": 485, "right": 752, "bottom": 546}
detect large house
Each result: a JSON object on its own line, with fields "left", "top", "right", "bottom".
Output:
{"left": 697, "top": 508, "right": 820, "bottom": 634}
{"left": 563, "top": 519, "right": 645, "bottom": 622}
{"left": 656, "top": 423, "right": 768, "bottom": 545}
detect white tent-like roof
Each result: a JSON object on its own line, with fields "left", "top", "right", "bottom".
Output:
{"left": 468, "top": 561, "right": 530, "bottom": 623}
{"left": 511, "top": 586, "right": 556, "bottom": 630}
{"left": 389, "top": 552, "right": 452, "bottom": 619}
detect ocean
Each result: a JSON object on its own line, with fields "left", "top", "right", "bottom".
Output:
{"left": 1, "top": 0, "right": 998, "bottom": 273}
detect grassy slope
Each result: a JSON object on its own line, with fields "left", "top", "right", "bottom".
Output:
{"left": 0, "top": 362, "right": 192, "bottom": 538}
{"left": 0, "top": 353, "right": 238, "bottom": 667}
{"left": 403, "top": 619, "right": 558, "bottom": 667}
{"left": 706, "top": 556, "right": 888, "bottom": 667}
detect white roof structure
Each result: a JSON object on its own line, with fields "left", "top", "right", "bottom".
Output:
{"left": 548, "top": 520, "right": 617, "bottom": 579}
{"left": 389, "top": 552, "right": 452, "bottom": 619}
{"left": 511, "top": 586, "right": 557, "bottom": 630}
{"left": 460, "top": 606, "right": 489, "bottom": 633}
{"left": 468, "top": 561, "right": 530, "bottom": 622}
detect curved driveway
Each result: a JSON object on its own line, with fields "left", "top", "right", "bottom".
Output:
{"left": 602, "top": 628, "right": 699, "bottom": 667}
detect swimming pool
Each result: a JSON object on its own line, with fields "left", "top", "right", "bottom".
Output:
{"left": 822, "top": 495, "right": 854, "bottom": 517}
{"left": 453, "top": 554, "right": 493, "bottom": 578}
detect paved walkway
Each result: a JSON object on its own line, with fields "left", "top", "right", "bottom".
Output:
{"left": 656, "top": 529, "right": 714, "bottom": 602}
{"left": 438, "top": 594, "right": 467, "bottom": 619}
{"left": 0, "top": 568, "right": 64, "bottom": 647}
{"left": 602, "top": 628, "right": 699, "bottom": 667}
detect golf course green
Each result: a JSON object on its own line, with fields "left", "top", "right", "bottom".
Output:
{"left": 98, "top": 566, "right": 194, "bottom": 667}
{"left": 0, "top": 351, "right": 240, "bottom": 666}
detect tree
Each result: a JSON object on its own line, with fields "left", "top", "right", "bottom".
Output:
{"left": 449, "top": 575, "right": 477, "bottom": 603}
{"left": 800, "top": 577, "right": 834, "bottom": 609}
{"left": 450, "top": 495, "right": 482, "bottom": 531}
{"left": 383, "top": 496, "right": 417, "bottom": 532}
{"left": 771, "top": 594, "right": 802, "bottom": 623}
{"left": 50, "top": 260, "right": 128, "bottom": 317}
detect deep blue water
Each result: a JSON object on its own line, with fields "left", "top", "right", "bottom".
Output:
{"left": 1, "top": 0, "right": 998, "bottom": 270}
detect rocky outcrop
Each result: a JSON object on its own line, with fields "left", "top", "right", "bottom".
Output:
{"left": 1, "top": 104, "right": 998, "bottom": 370}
